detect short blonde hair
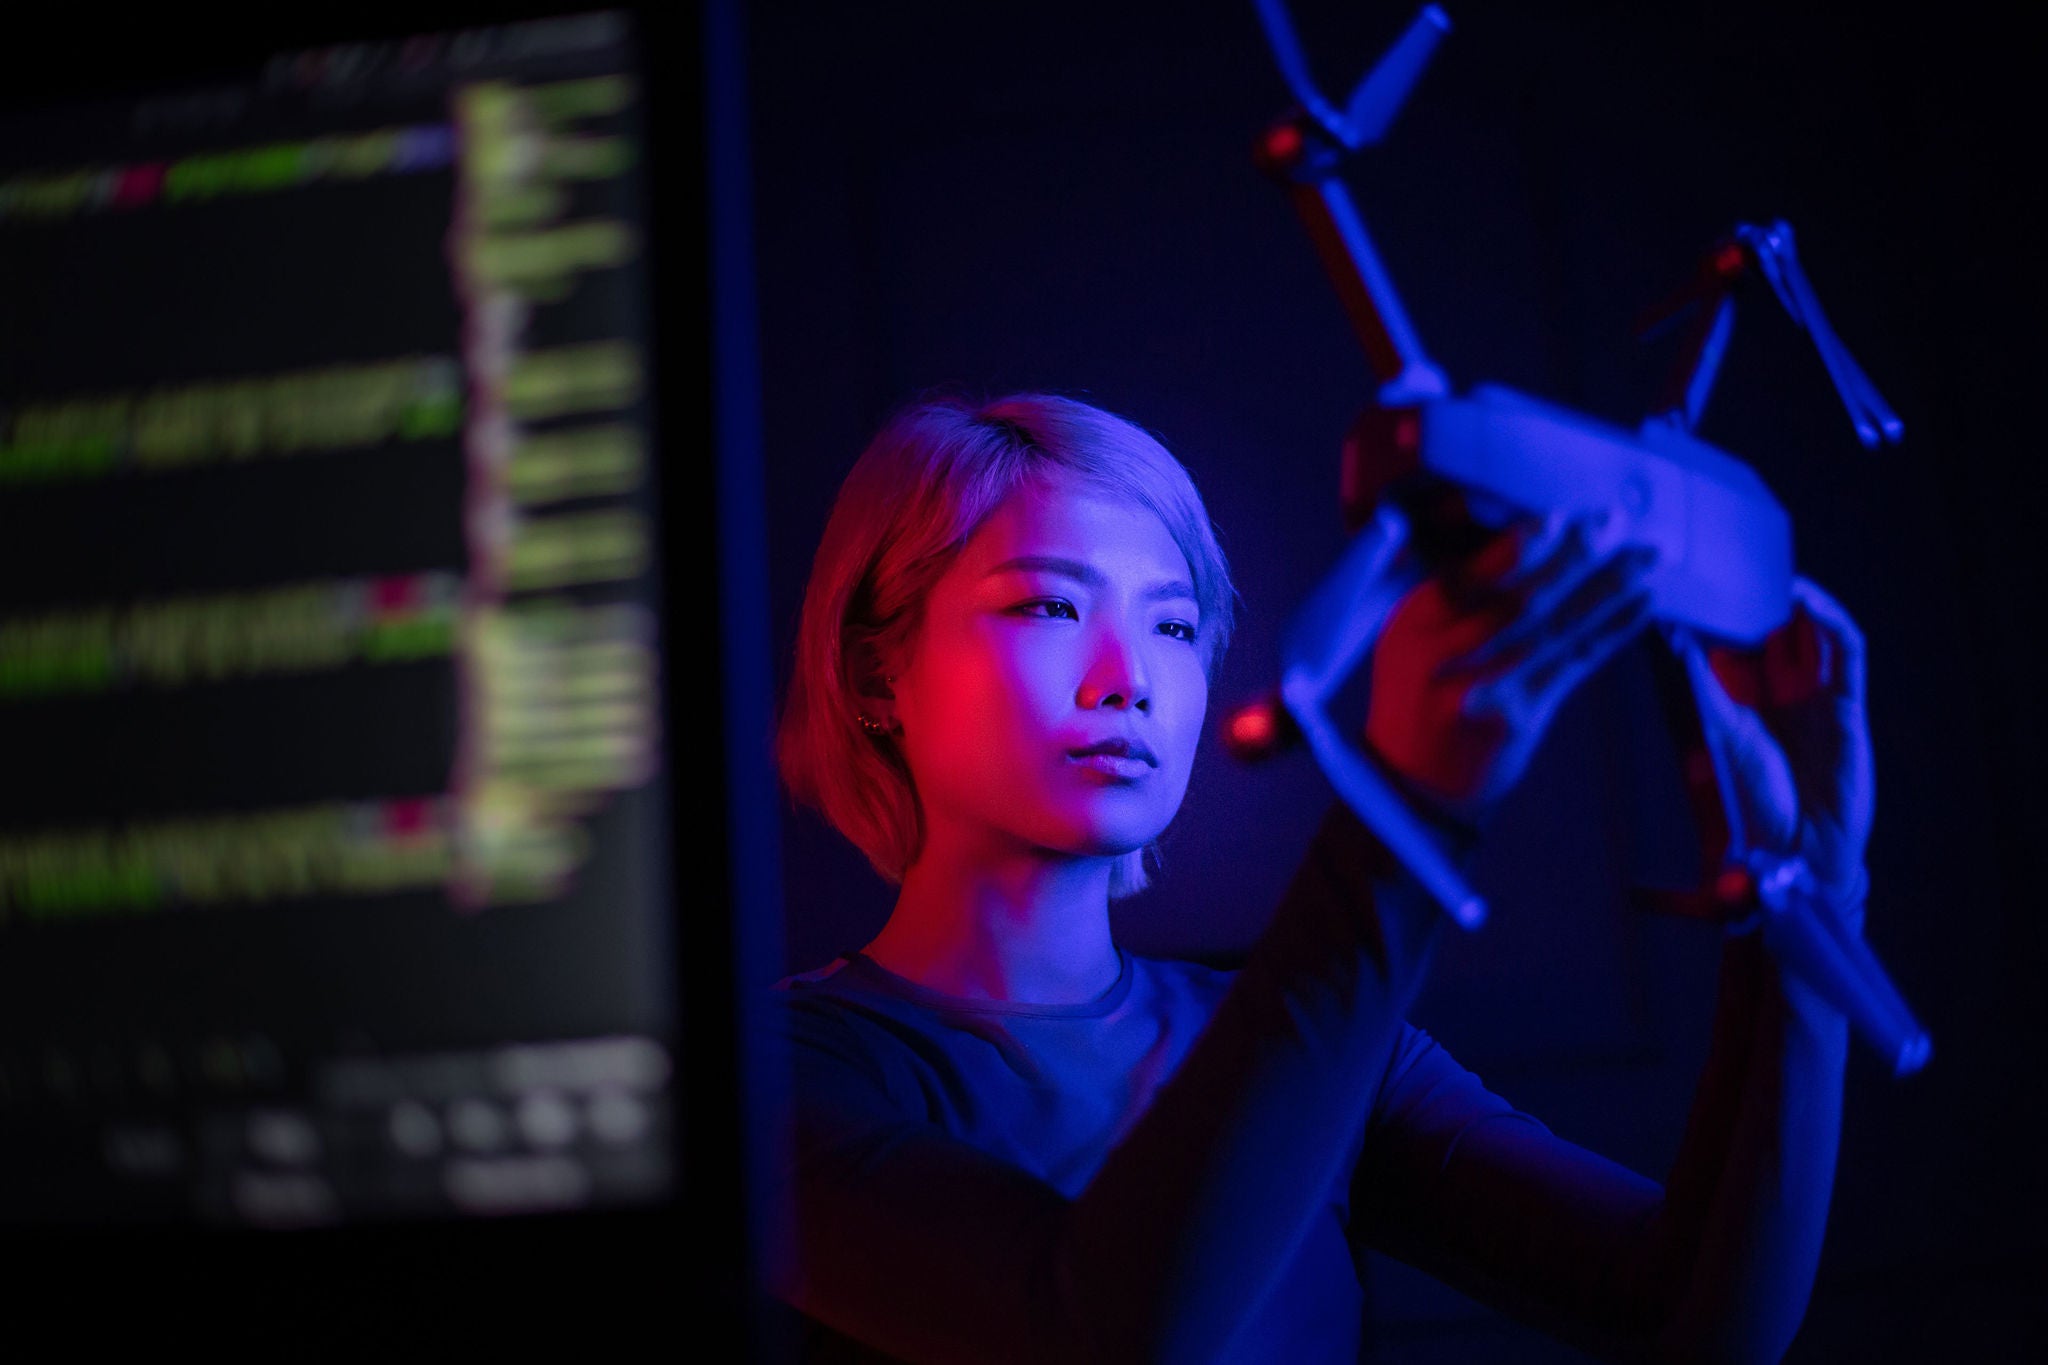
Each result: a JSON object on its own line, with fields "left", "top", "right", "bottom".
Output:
{"left": 777, "top": 391, "right": 1238, "bottom": 898}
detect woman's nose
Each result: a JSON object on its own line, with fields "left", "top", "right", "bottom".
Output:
{"left": 1076, "top": 624, "right": 1150, "bottom": 712}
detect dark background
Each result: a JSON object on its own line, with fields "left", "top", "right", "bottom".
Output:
{"left": 747, "top": 1, "right": 2043, "bottom": 1360}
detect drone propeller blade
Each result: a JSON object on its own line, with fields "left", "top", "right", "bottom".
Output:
{"left": 1738, "top": 221, "right": 1904, "bottom": 448}
{"left": 1251, "top": 0, "right": 1347, "bottom": 143}
{"left": 1340, "top": 5, "right": 1453, "bottom": 149}
{"left": 1773, "top": 237, "right": 1905, "bottom": 447}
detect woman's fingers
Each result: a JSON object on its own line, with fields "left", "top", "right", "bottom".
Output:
{"left": 1521, "top": 583, "right": 1658, "bottom": 702}
{"left": 1485, "top": 509, "right": 1594, "bottom": 596}
{"left": 1441, "top": 511, "right": 1560, "bottom": 614}
{"left": 1439, "top": 532, "right": 1656, "bottom": 681}
{"left": 1710, "top": 578, "right": 1866, "bottom": 714}
{"left": 1672, "top": 624, "right": 1803, "bottom": 855}
{"left": 1465, "top": 512, "right": 1557, "bottom": 583}
{"left": 1489, "top": 510, "right": 1580, "bottom": 588}
{"left": 1789, "top": 576, "right": 1867, "bottom": 706}
{"left": 1471, "top": 582, "right": 1657, "bottom": 728}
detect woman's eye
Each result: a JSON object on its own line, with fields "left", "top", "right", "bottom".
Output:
{"left": 1010, "top": 601, "right": 1193, "bottom": 641}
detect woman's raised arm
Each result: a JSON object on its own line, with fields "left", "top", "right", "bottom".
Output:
{"left": 1350, "top": 912, "right": 1851, "bottom": 1365}
{"left": 1348, "top": 578, "right": 1873, "bottom": 1365}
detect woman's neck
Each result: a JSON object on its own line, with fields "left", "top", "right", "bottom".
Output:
{"left": 862, "top": 836, "right": 1121, "bottom": 1005}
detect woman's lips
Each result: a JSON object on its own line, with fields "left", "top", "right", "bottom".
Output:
{"left": 1066, "top": 739, "right": 1157, "bottom": 766}
{"left": 1066, "top": 751, "right": 1154, "bottom": 780}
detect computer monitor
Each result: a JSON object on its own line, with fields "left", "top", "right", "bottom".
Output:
{"left": 0, "top": 3, "right": 765, "bottom": 1346}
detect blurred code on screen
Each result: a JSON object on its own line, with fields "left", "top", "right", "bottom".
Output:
{"left": 0, "top": 11, "right": 679, "bottom": 1228}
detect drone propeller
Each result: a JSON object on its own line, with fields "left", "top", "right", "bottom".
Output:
{"left": 1252, "top": 0, "right": 1452, "bottom": 151}
{"left": 1639, "top": 223, "right": 1905, "bottom": 446}
{"left": 1340, "top": 5, "right": 1452, "bottom": 148}
{"left": 1738, "top": 221, "right": 1904, "bottom": 449}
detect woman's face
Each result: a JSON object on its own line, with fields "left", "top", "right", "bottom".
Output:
{"left": 888, "top": 474, "right": 1209, "bottom": 870}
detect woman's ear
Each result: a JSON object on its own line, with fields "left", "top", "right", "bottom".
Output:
{"left": 848, "top": 641, "right": 902, "bottom": 735}
{"left": 848, "top": 641, "right": 897, "bottom": 702}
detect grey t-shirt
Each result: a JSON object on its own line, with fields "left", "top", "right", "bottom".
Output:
{"left": 773, "top": 941, "right": 1548, "bottom": 1363}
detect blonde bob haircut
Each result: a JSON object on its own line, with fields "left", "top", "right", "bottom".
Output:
{"left": 777, "top": 391, "right": 1238, "bottom": 900}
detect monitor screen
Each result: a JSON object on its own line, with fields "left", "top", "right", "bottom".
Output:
{"left": 0, "top": 7, "right": 705, "bottom": 1252}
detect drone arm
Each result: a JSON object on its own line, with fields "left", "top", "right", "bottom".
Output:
{"left": 1255, "top": 151, "right": 1450, "bottom": 399}
{"left": 1643, "top": 293, "right": 1737, "bottom": 434}
{"left": 1678, "top": 300, "right": 1737, "bottom": 433}
{"left": 1637, "top": 241, "right": 1750, "bottom": 434}
{"left": 1642, "top": 618, "right": 1930, "bottom": 1075}
{"left": 1742, "top": 862, "right": 1929, "bottom": 1076}
{"left": 1279, "top": 502, "right": 1487, "bottom": 928}
{"left": 1302, "top": 178, "right": 1450, "bottom": 398}
{"left": 1252, "top": 1, "right": 1452, "bottom": 398}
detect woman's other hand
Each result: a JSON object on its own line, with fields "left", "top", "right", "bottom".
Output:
{"left": 1669, "top": 578, "right": 1875, "bottom": 903}
{"left": 1363, "top": 508, "right": 1659, "bottom": 825}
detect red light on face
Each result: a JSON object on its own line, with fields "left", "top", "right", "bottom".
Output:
{"left": 1712, "top": 243, "right": 1747, "bottom": 279}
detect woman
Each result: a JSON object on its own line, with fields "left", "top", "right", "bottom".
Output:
{"left": 768, "top": 392, "right": 1870, "bottom": 1364}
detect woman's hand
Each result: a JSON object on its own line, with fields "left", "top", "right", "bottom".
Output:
{"left": 1363, "top": 508, "right": 1660, "bottom": 826}
{"left": 1668, "top": 578, "right": 1875, "bottom": 903}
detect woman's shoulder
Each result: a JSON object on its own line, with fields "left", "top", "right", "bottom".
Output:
{"left": 773, "top": 956, "right": 862, "bottom": 992}
{"left": 766, "top": 956, "right": 910, "bottom": 1047}
{"left": 768, "top": 956, "right": 907, "bottom": 1040}
{"left": 764, "top": 958, "right": 940, "bottom": 1113}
